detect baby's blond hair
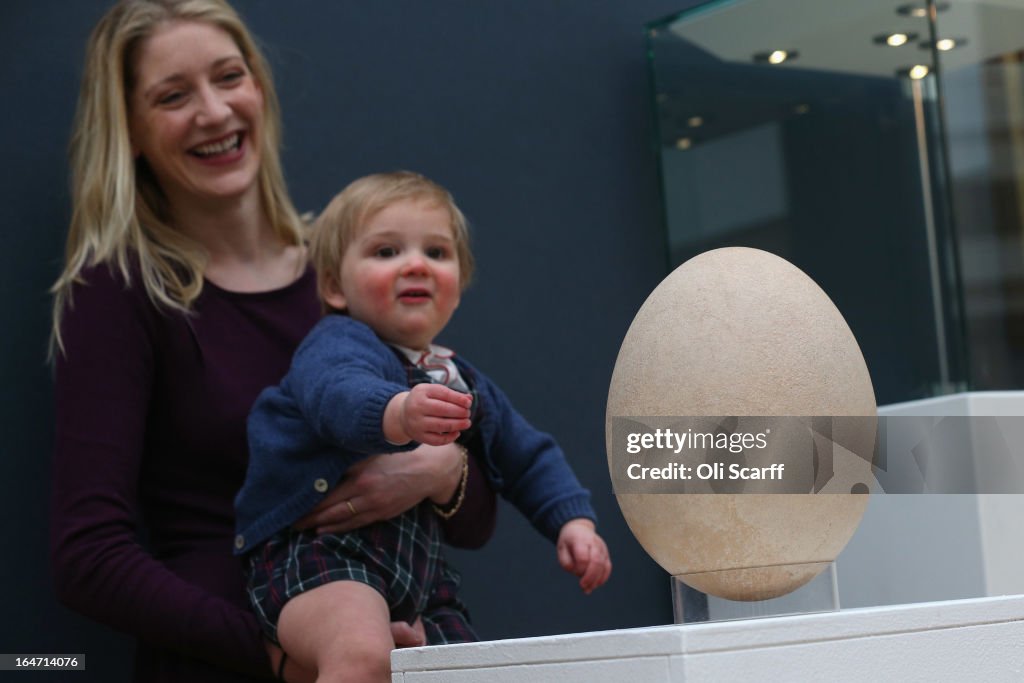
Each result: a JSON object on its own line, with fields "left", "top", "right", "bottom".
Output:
{"left": 310, "top": 171, "right": 474, "bottom": 312}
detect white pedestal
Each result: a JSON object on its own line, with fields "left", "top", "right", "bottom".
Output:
{"left": 392, "top": 595, "right": 1024, "bottom": 682}
{"left": 836, "top": 390, "right": 1024, "bottom": 610}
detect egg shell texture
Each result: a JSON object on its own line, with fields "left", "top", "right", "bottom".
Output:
{"left": 606, "top": 247, "right": 876, "bottom": 600}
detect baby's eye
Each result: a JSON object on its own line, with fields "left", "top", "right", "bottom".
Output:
{"left": 374, "top": 246, "right": 398, "bottom": 258}
{"left": 426, "top": 246, "right": 451, "bottom": 260}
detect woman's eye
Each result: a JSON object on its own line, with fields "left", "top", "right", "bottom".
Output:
{"left": 157, "top": 91, "right": 185, "bottom": 106}
{"left": 220, "top": 70, "right": 245, "bottom": 84}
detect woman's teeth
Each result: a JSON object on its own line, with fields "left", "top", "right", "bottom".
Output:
{"left": 192, "top": 134, "right": 240, "bottom": 157}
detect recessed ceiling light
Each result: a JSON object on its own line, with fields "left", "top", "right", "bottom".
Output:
{"left": 687, "top": 116, "right": 704, "bottom": 128}
{"left": 896, "top": 4, "right": 927, "bottom": 18}
{"left": 896, "top": 65, "right": 931, "bottom": 79}
{"left": 675, "top": 137, "right": 693, "bottom": 151}
{"left": 875, "top": 32, "right": 918, "bottom": 47}
{"left": 753, "top": 49, "right": 798, "bottom": 65}
{"left": 921, "top": 38, "right": 966, "bottom": 51}
{"left": 895, "top": 3, "right": 949, "bottom": 17}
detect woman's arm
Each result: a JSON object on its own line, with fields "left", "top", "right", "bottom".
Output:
{"left": 438, "top": 448, "right": 497, "bottom": 548}
{"left": 50, "top": 267, "right": 271, "bottom": 677}
{"left": 294, "top": 442, "right": 497, "bottom": 547}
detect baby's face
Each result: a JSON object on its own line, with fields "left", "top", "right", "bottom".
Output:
{"left": 324, "top": 198, "right": 461, "bottom": 351}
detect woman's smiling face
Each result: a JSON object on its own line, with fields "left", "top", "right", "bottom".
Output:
{"left": 128, "top": 20, "right": 264, "bottom": 208}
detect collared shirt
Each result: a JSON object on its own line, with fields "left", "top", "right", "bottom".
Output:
{"left": 390, "top": 343, "right": 470, "bottom": 394}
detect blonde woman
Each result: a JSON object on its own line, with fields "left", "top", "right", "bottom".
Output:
{"left": 49, "top": 2, "right": 495, "bottom": 681}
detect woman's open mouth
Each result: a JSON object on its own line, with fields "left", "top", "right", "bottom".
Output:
{"left": 190, "top": 132, "right": 243, "bottom": 159}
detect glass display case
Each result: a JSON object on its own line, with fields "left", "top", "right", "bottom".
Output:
{"left": 647, "top": 0, "right": 1024, "bottom": 404}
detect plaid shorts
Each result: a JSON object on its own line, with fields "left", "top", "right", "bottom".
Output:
{"left": 245, "top": 502, "right": 476, "bottom": 645}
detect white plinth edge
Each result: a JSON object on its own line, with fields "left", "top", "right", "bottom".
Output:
{"left": 392, "top": 595, "right": 1024, "bottom": 681}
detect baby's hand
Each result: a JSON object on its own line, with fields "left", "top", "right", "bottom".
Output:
{"left": 394, "top": 384, "right": 472, "bottom": 446}
{"left": 556, "top": 519, "right": 612, "bottom": 594}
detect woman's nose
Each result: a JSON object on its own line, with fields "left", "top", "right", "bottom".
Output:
{"left": 194, "top": 84, "right": 232, "bottom": 127}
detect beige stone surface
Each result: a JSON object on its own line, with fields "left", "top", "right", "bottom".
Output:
{"left": 606, "top": 247, "right": 876, "bottom": 600}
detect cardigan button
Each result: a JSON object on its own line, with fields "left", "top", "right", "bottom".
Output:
{"left": 234, "top": 535, "right": 245, "bottom": 550}
{"left": 314, "top": 478, "right": 329, "bottom": 493}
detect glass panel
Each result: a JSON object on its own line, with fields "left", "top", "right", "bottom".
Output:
{"left": 936, "top": 1, "right": 1024, "bottom": 390}
{"left": 647, "top": 0, "right": 970, "bottom": 404}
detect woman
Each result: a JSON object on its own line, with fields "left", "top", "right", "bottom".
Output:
{"left": 49, "top": 2, "right": 495, "bottom": 681}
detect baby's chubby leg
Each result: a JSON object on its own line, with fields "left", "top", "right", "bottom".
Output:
{"left": 278, "top": 580, "right": 394, "bottom": 683}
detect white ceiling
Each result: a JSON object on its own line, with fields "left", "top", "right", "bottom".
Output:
{"left": 664, "top": 0, "right": 1024, "bottom": 78}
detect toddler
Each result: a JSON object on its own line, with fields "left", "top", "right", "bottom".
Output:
{"left": 234, "top": 171, "right": 611, "bottom": 682}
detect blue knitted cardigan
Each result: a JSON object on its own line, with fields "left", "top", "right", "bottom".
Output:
{"left": 234, "top": 314, "right": 595, "bottom": 553}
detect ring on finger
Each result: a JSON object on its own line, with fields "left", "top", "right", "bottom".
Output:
{"left": 346, "top": 500, "right": 357, "bottom": 516}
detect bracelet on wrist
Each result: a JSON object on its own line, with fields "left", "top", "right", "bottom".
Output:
{"left": 433, "top": 444, "right": 469, "bottom": 520}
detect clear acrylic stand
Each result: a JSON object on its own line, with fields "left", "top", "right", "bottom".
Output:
{"left": 672, "top": 561, "right": 839, "bottom": 624}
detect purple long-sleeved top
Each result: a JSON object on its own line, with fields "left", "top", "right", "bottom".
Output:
{"left": 50, "top": 262, "right": 496, "bottom": 682}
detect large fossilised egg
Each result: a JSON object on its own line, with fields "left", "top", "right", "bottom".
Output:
{"left": 606, "top": 248, "right": 876, "bottom": 600}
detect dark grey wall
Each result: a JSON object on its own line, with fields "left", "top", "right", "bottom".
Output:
{"left": 2, "top": 1, "right": 694, "bottom": 679}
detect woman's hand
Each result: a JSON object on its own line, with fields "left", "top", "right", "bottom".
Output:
{"left": 391, "top": 617, "right": 427, "bottom": 648}
{"left": 294, "top": 443, "right": 464, "bottom": 534}
{"left": 265, "top": 640, "right": 315, "bottom": 683}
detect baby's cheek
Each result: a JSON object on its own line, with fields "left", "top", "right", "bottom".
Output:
{"left": 362, "top": 276, "right": 395, "bottom": 304}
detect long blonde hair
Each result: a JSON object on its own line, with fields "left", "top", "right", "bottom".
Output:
{"left": 50, "top": 0, "right": 304, "bottom": 356}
